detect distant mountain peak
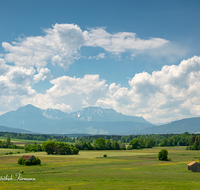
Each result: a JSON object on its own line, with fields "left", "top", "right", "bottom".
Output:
{"left": 0, "top": 104, "right": 151, "bottom": 134}
{"left": 42, "top": 108, "right": 68, "bottom": 119}
{"left": 69, "top": 106, "right": 148, "bottom": 123}
{"left": 17, "top": 104, "right": 41, "bottom": 111}
{"left": 82, "top": 106, "right": 117, "bottom": 114}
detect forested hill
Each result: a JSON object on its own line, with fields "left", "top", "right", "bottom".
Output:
{"left": 137, "top": 117, "right": 200, "bottom": 134}
{"left": 0, "top": 125, "right": 33, "bottom": 133}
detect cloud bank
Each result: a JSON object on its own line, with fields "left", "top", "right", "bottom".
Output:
{"left": 96, "top": 56, "right": 200, "bottom": 122}
{"left": 0, "top": 23, "right": 198, "bottom": 123}
{"left": 2, "top": 23, "right": 169, "bottom": 70}
{"left": 19, "top": 55, "right": 200, "bottom": 123}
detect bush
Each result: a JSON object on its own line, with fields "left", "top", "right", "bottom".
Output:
{"left": 158, "top": 149, "right": 170, "bottom": 161}
{"left": 31, "top": 157, "right": 41, "bottom": 165}
{"left": 120, "top": 143, "right": 126, "bottom": 150}
{"left": 18, "top": 157, "right": 23, "bottom": 165}
{"left": 72, "top": 147, "right": 79, "bottom": 155}
{"left": 43, "top": 141, "right": 79, "bottom": 155}
{"left": 103, "top": 154, "right": 107, "bottom": 157}
{"left": 129, "top": 138, "right": 140, "bottom": 149}
{"left": 18, "top": 157, "right": 41, "bottom": 166}
{"left": 24, "top": 160, "right": 31, "bottom": 166}
{"left": 127, "top": 145, "right": 132, "bottom": 150}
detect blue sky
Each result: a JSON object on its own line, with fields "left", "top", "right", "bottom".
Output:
{"left": 0, "top": 0, "right": 200, "bottom": 124}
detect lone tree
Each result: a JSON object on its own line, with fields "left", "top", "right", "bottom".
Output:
{"left": 6, "top": 135, "right": 11, "bottom": 147}
{"left": 158, "top": 149, "right": 170, "bottom": 161}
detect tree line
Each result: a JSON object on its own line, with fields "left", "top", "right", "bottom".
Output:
{"left": 77, "top": 132, "right": 193, "bottom": 147}
{"left": 0, "top": 132, "right": 195, "bottom": 146}
{"left": 74, "top": 138, "right": 126, "bottom": 150}
{"left": 0, "top": 132, "right": 75, "bottom": 143}
{"left": 0, "top": 132, "right": 197, "bottom": 152}
{"left": 0, "top": 135, "right": 23, "bottom": 149}
{"left": 187, "top": 135, "right": 200, "bottom": 150}
{"left": 22, "top": 140, "right": 79, "bottom": 155}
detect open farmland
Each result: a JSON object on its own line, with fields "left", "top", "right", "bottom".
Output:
{"left": 0, "top": 147, "right": 200, "bottom": 190}
{"left": 0, "top": 137, "right": 44, "bottom": 146}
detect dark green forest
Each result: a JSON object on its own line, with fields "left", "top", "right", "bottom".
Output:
{"left": 0, "top": 131, "right": 197, "bottom": 149}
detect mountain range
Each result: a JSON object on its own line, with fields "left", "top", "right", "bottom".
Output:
{"left": 0, "top": 104, "right": 200, "bottom": 135}
{"left": 0, "top": 104, "right": 153, "bottom": 134}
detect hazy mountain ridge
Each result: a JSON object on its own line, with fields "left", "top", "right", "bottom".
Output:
{"left": 46, "top": 121, "right": 154, "bottom": 135}
{"left": 0, "top": 104, "right": 153, "bottom": 134}
{"left": 0, "top": 125, "right": 33, "bottom": 133}
{"left": 42, "top": 108, "right": 68, "bottom": 119}
{"left": 68, "top": 107, "right": 149, "bottom": 123}
{"left": 137, "top": 117, "right": 200, "bottom": 134}
{"left": 1, "top": 104, "right": 199, "bottom": 135}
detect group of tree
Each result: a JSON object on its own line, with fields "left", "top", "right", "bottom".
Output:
{"left": 18, "top": 156, "right": 41, "bottom": 166}
{"left": 0, "top": 132, "right": 75, "bottom": 143}
{"left": 0, "top": 132, "right": 196, "bottom": 151}
{"left": 158, "top": 132, "right": 192, "bottom": 146}
{"left": 0, "top": 135, "right": 23, "bottom": 149}
{"left": 43, "top": 141, "right": 79, "bottom": 155}
{"left": 74, "top": 138, "right": 126, "bottom": 150}
{"left": 127, "top": 137, "right": 156, "bottom": 149}
{"left": 24, "top": 142, "right": 43, "bottom": 152}
{"left": 187, "top": 135, "right": 200, "bottom": 150}
{"left": 76, "top": 132, "right": 193, "bottom": 147}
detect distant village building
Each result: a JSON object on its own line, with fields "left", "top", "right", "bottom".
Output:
{"left": 187, "top": 161, "right": 200, "bottom": 172}
{"left": 22, "top": 155, "right": 36, "bottom": 161}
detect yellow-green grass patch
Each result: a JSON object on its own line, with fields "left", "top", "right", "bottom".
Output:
{"left": 0, "top": 147, "right": 200, "bottom": 189}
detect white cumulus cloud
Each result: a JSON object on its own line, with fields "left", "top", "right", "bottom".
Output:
{"left": 22, "top": 74, "right": 108, "bottom": 112}
{"left": 89, "top": 53, "right": 105, "bottom": 60}
{"left": 2, "top": 23, "right": 170, "bottom": 71}
{"left": 96, "top": 55, "right": 200, "bottom": 123}
{"left": 0, "top": 23, "right": 194, "bottom": 123}
{"left": 84, "top": 27, "right": 169, "bottom": 54}
{"left": 33, "top": 67, "right": 52, "bottom": 83}
{"left": 0, "top": 65, "right": 36, "bottom": 96}
{"left": 2, "top": 23, "right": 85, "bottom": 70}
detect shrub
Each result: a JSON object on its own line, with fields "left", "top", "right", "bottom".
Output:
{"left": 127, "top": 145, "right": 132, "bottom": 150}
{"left": 43, "top": 141, "right": 79, "bottom": 155}
{"left": 18, "top": 157, "right": 41, "bottom": 166}
{"left": 158, "top": 149, "right": 170, "bottom": 161}
{"left": 33, "top": 157, "right": 41, "bottom": 165}
{"left": 120, "top": 143, "right": 126, "bottom": 150}
{"left": 103, "top": 154, "right": 107, "bottom": 157}
{"left": 18, "top": 157, "right": 23, "bottom": 165}
{"left": 129, "top": 138, "right": 140, "bottom": 149}
{"left": 72, "top": 147, "right": 79, "bottom": 155}
{"left": 24, "top": 160, "right": 31, "bottom": 166}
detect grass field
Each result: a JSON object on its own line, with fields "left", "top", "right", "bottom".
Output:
{"left": 0, "top": 146, "right": 200, "bottom": 189}
{"left": 0, "top": 137, "right": 44, "bottom": 146}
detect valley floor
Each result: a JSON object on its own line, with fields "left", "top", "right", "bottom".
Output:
{"left": 0, "top": 147, "right": 200, "bottom": 189}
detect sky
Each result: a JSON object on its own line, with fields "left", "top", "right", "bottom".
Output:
{"left": 0, "top": 0, "right": 200, "bottom": 124}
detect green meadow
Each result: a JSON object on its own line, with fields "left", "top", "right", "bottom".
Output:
{"left": 0, "top": 146, "right": 200, "bottom": 190}
{"left": 0, "top": 137, "right": 44, "bottom": 146}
